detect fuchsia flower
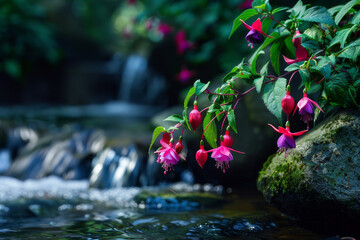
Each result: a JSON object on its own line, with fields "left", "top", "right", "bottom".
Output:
{"left": 292, "top": 30, "right": 302, "bottom": 48}
{"left": 175, "top": 30, "right": 193, "bottom": 55}
{"left": 283, "top": 46, "right": 310, "bottom": 64}
{"left": 238, "top": 0, "right": 253, "bottom": 9}
{"left": 196, "top": 143, "right": 208, "bottom": 168}
{"left": 157, "top": 23, "right": 172, "bottom": 36}
{"left": 189, "top": 102, "right": 201, "bottom": 131}
{"left": 177, "top": 67, "right": 194, "bottom": 83}
{"left": 281, "top": 85, "right": 295, "bottom": 119}
{"left": 294, "top": 91, "right": 324, "bottom": 128}
{"left": 240, "top": 18, "right": 274, "bottom": 48}
{"left": 155, "top": 134, "right": 185, "bottom": 174}
{"left": 207, "top": 137, "right": 245, "bottom": 173}
{"left": 268, "top": 122, "right": 308, "bottom": 154}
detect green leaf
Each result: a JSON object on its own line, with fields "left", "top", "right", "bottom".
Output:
{"left": 252, "top": 0, "right": 266, "bottom": 10}
{"left": 148, "top": 126, "right": 166, "bottom": 155}
{"left": 208, "top": 102, "right": 221, "bottom": 113}
{"left": 254, "top": 76, "right": 265, "bottom": 93}
{"left": 194, "top": 79, "right": 210, "bottom": 97}
{"left": 299, "top": 68, "right": 311, "bottom": 90}
{"left": 250, "top": 50, "right": 265, "bottom": 75}
{"left": 336, "top": 26, "right": 357, "bottom": 48}
{"left": 222, "top": 71, "right": 237, "bottom": 83}
{"left": 270, "top": 39, "right": 284, "bottom": 75}
{"left": 203, "top": 113, "right": 217, "bottom": 148}
{"left": 299, "top": 6, "right": 336, "bottom": 26}
{"left": 229, "top": 9, "right": 258, "bottom": 38}
{"left": 262, "top": 78, "right": 287, "bottom": 124}
{"left": 300, "top": 34, "right": 319, "bottom": 51}
{"left": 285, "top": 62, "right": 302, "bottom": 72}
{"left": 334, "top": 0, "right": 360, "bottom": 25}
{"left": 284, "top": 35, "right": 296, "bottom": 58}
{"left": 288, "top": 0, "right": 306, "bottom": 17}
{"left": 260, "top": 61, "right": 270, "bottom": 76}
{"left": 227, "top": 110, "right": 238, "bottom": 134}
{"left": 249, "top": 32, "right": 279, "bottom": 63}
{"left": 351, "top": 10, "right": 360, "bottom": 24}
{"left": 184, "top": 87, "right": 196, "bottom": 130}
{"left": 324, "top": 74, "right": 349, "bottom": 107}
{"left": 272, "top": 7, "right": 289, "bottom": 15}
{"left": 163, "top": 114, "right": 184, "bottom": 123}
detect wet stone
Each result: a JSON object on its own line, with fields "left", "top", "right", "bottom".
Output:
{"left": 258, "top": 110, "right": 360, "bottom": 230}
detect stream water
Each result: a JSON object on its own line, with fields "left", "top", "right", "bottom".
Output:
{"left": 0, "top": 176, "right": 333, "bottom": 240}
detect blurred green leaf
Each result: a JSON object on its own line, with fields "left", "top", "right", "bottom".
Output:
{"left": 203, "top": 113, "right": 217, "bottom": 148}
{"left": 227, "top": 110, "right": 238, "bottom": 134}
{"left": 163, "top": 114, "right": 184, "bottom": 123}
{"left": 229, "top": 9, "right": 258, "bottom": 38}
{"left": 334, "top": 0, "right": 360, "bottom": 25}
{"left": 262, "top": 78, "right": 286, "bottom": 124}
{"left": 148, "top": 126, "right": 167, "bottom": 155}
{"left": 299, "top": 6, "right": 336, "bottom": 26}
{"left": 194, "top": 80, "right": 210, "bottom": 97}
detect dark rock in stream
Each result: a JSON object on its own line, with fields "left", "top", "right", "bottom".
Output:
{"left": 6, "top": 129, "right": 105, "bottom": 180}
{"left": 258, "top": 110, "right": 360, "bottom": 230}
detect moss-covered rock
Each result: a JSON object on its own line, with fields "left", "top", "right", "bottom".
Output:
{"left": 257, "top": 110, "right": 360, "bottom": 227}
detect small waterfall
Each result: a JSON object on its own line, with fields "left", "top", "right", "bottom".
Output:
{"left": 119, "top": 55, "right": 168, "bottom": 106}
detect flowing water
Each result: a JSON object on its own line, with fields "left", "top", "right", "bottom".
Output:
{"left": 0, "top": 176, "right": 332, "bottom": 240}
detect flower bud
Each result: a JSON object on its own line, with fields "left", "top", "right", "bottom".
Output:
{"left": 223, "top": 130, "right": 233, "bottom": 148}
{"left": 195, "top": 141, "right": 207, "bottom": 168}
{"left": 292, "top": 30, "right": 302, "bottom": 48}
{"left": 189, "top": 102, "right": 201, "bottom": 131}
{"left": 175, "top": 137, "right": 183, "bottom": 154}
{"left": 281, "top": 86, "right": 295, "bottom": 116}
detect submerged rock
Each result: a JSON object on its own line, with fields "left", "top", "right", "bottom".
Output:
{"left": 258, "top": 110, "right": 360, "bottom": 228}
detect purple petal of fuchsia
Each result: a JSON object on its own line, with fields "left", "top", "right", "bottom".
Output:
{"left": 246, "top": 29, "right": 262, "bottom": 44}
{"left": 277, "top": 134, "right": 287, "bottom": 148}
{"left": 303, "top": 101, "right": 314, "bottom": 114}
{"left": 214, "top": 153, "right": 233, "bottom": 162}
{"left": 285, "top": 135, "right": 296, "bottom": 148}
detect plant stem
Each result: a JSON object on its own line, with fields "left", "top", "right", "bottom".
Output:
{"left": 201, "top": 111, "right": 226, "bottom": 140}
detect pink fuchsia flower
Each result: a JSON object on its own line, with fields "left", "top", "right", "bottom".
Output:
{"left": 207, "top": 137, "right": 245, "bottom": 173}
{"left": 238, "top": 0, "right": 253, "bottom": 9}
{"left": 292, "top": 30, "right": 302, "bottom": 48}
{"left": 155, "top": 139, "right": 185, "bottom": 174}
{"left": 222, "top": 127, "right": 233, "bottom": 148}
{"left": 189, "top": 101, "right": 201, "bottom": 131}
{"left": 157, "top": 23, "right": 172, "bottom": 36}
{"left": 240, "top": 18, "right": 274, "bottom": 48}
{"left": 268, "top": 122, "right": 308, "bottom": 154}
{"left": 293, "top": 90, "right": 324, "bottom": 129}
{"left": 196, "top": 141, "right": 208, "bottom": 168}
{"left": 177, "top": 67, "right": 194, "bottom": 83}
{"left": 281, "top": 85, "right": 295, "bottom": 119}
{"left": 283, "top": 45, "right": 310, "bottom": 64}
{"left": 175, "top": 30, "right": 193, "bottom": 55}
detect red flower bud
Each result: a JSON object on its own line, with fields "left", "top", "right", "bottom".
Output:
{"left": 223, "top": 131, "right": 233, "bottom": 148}
{"left": 196, "top": 144, "right": 207, "bottom": 168}
{"left": 292, "top": 30, "right": 302, "bottom": 48}
{"left": 161, "top": 132, "right": 171, "bottom": 144}
{"left": 175, "top": 138, "right": 183, "bottom": 154}
{"left": 189, "top": 105, "right": 201, "bottom": 131}
{"left": 281, "top": 87, "right": 295, "bottom": 116}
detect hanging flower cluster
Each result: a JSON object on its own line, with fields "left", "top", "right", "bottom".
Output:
{"left": 149, "top": 0, "right": 358, "bottom": 175}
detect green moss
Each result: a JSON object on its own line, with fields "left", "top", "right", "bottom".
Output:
{"left": 258, "top": 151, "right": 310, "bottom": 198}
